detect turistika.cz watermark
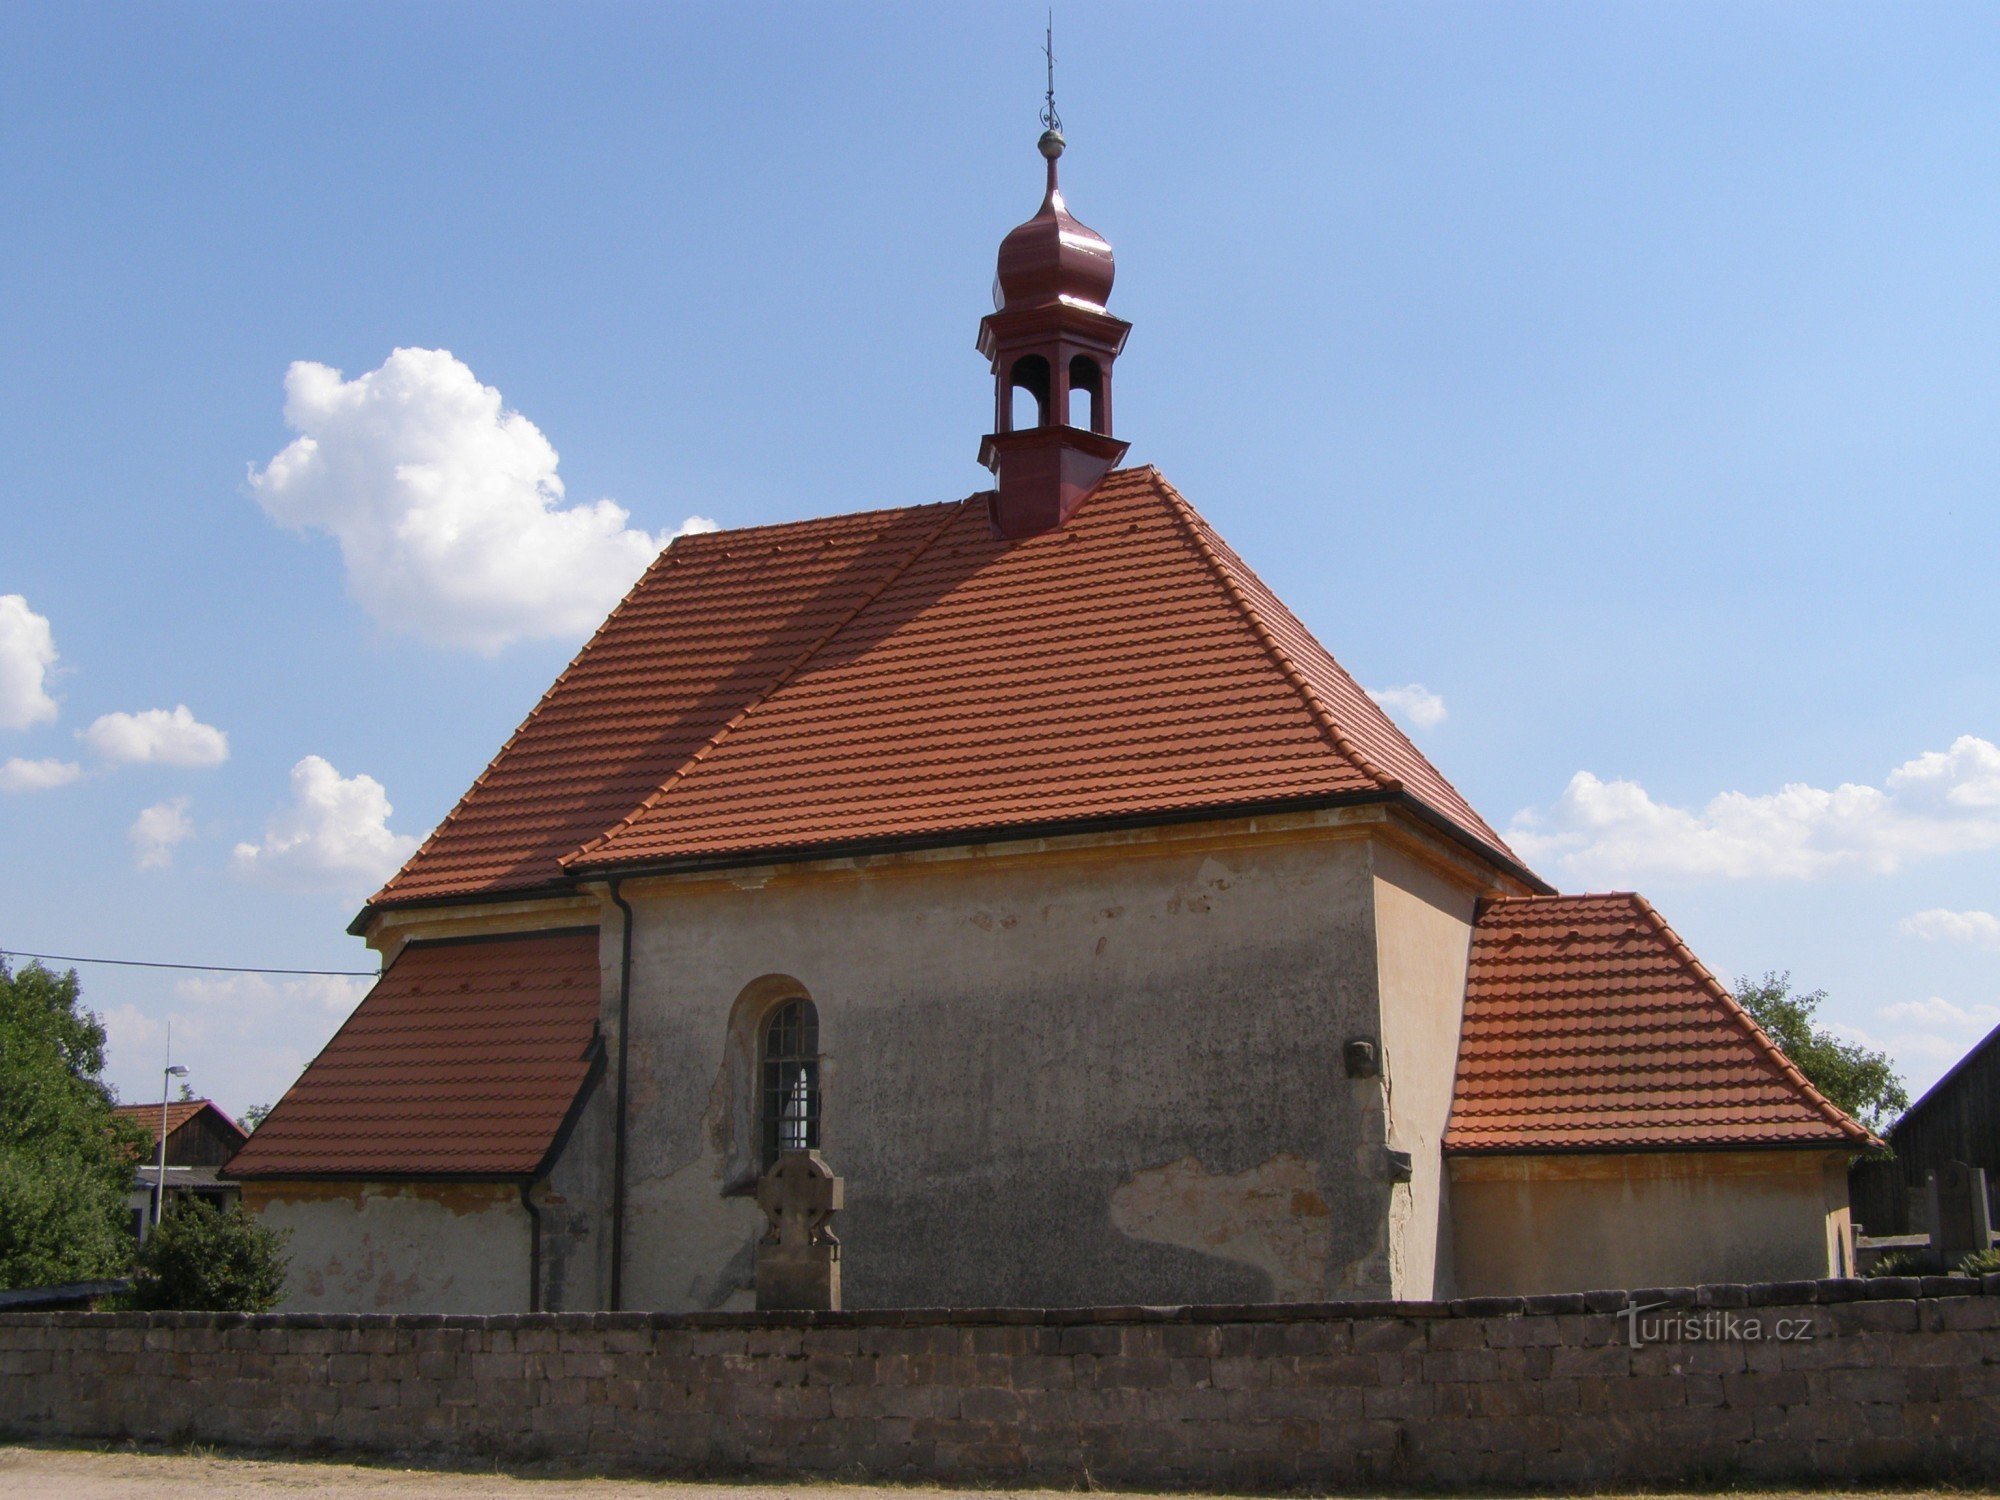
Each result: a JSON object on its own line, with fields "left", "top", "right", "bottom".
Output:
{"left": 1615, "top": 1300, "right": 1816, "bottom": 1348}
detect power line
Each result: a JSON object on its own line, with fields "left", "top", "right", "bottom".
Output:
{"left": 0, "top": 949, "right": 377, "bottom": 978}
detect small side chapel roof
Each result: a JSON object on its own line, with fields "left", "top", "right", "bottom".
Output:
{"left": 1446, "top": 893, "right": 1877, "bottom": 1155}
{"left": 363, "top": 468, "right": 1533, "bottom": 922}
{"left": 225, "top": 930, "right": 601, "bottom": 1180}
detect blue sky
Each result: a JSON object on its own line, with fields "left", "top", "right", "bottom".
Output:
{"left": 2, "top": 4, "right": 1995, "bottom": 1118}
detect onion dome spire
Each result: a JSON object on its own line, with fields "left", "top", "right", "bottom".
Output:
{"left": 992, "top": 127, "right": 1117, "bottom": 316}
{"left": 975, "top": 79, "right": 1132, "bottom": 539}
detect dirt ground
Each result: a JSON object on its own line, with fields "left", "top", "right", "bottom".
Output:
{"left": 0, "top": 1446, "right": 1989, "bottom": 1500}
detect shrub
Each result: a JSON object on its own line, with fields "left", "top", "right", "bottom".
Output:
{"left": 131, "top": 1198, "right": 289, "bottom": 1311}
{"left": 1958, "top": 1247, "right": 2000, "bottom": 1277}
{"left": 1864, "top": 1249, "right": 1924, "bottom": 1277}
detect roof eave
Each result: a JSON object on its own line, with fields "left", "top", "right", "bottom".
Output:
{"left": 556, "top": 786, "right": 1548, "bottom": 893}
{"left": 355, "top": 791, "right": 1546, "bottom": 921}
{"left": 1443, "top": 1135, "right": 1872, "bottom": 1158}
{"left": 228, "top": 1168, "right": 542, "bottom": 1184}
{"left": 347, "top": 876, "right": 583, "bottom": 937}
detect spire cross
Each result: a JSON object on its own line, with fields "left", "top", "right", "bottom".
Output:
{"left": 1041, "top": 12, "right": 1062, "bottom": 136}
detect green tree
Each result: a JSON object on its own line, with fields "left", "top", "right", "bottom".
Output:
{"left": 1734, "top": 971, "right": 1910, "bottom": 1133}
{"left": 0, "top": 959, "right": 146, "bottom": 1288}
{"left": 131, "top": 1197, "right": 289, "bottom": 1311}
{"left": 240, "top": 1103, "right": 273, "bottom": 1132}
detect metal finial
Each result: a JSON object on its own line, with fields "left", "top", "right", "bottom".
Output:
{"left": 1040, "top": 11, "right": 1063, "bottom": 145}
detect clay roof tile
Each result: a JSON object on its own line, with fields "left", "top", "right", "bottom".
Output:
{"left": 363, "top": 469, "right": 1525, "bottom": 915}
{"left": 1443, "top": 893, "right": 1877, "bottom": 1155}
{"left": 224, "top": 930, "right": 600, "bottom": 1179}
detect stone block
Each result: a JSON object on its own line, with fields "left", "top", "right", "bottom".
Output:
{"left": 1358, "top": 1381, "right": 1430, "bottom": 1421}
{"left": 1056, "top": 1328, "right": 1120, "bottom": 1360}
{"left": 1470, "top": 1379, "right": 1537, "bottom": 1421}
{"left": 1282, "top": 1353, "right": 1369, "bottom": 1387}
{"left": 1487, "top": 1315, "right": 1560, "bottom": 1348}
{"left": 1865, "top": 1275, "right": 1923, "bottom": 1300}
{"left": 1155, "top": 1323, "right": 1222, "bottom": 1358}
{"left": 1421, "top": 1348, "right": 1499, "bottom": 1383}
{"left": 1823, "top": 1365, "right": 1910, "bottom": 1404}
{"left": 1635, "top": 1340, "right": 1746, "bottom": 1377}
{"left": 1605, "top": 1376, "right": 1687, "bottom": 1412}
{"left": 1349, "top": 1319, "right": 1423, "bottom": 1354}
{"left": 1550, "top": 1343, "right": 1630, "bottom": 1379}
{"left": 1829, "top": 1298, "right": 1919, "bottom": 1333}
{"left": 958, "top": 1386, "right": 1024, "bottom": 1423}
{"left": 1208, "top": 1356, "right": 1273, "bottom": 1390}
{"left": 1424, "top": 1318, "right": 1488, "bottom": 1350}
{"left": 1925, "top": 1296, "right": 2000, "bottom": 1331}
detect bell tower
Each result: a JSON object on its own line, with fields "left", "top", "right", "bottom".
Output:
{"left": 977, "top": 120, "right": 1131, "bottom": 538}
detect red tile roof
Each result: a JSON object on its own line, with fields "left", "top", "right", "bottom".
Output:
{"left": 225, "top": 930, "right": 601, "bottom": 1179}
{"left": 366, "top": 468, "right": 1525, "bottom": 917}
{"left": 112, "top": 1100, "right": 240, "bottom": 1150}
{"left": 1445, "top": 894, "right": 1876, "bottom": 1154}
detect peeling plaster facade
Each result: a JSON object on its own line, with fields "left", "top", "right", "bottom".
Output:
{"left": 243, "top": 1181, "right": 528, "bottom": 1314}
{"left": 598, "top": 810, "right": 1484, "bottom": 1312}
{"left": 1448, "top": 1149, "right": 1857, "bottom": 1295}
{"left": 247, "top": 806, "right": 1854, "bottom": 1314}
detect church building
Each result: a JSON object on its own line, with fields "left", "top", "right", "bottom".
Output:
{"left": 228, "top": 123, "right": 1873, "bottom": 1313}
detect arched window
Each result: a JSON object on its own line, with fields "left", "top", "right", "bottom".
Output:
{"left": 1007, "top": 354, "right": 1051, "bottom": 432}
{"left": 1068, "top": 355, "right": 1103, "bottom": 431}
{"left": 760, "top": 997, "right": 820, "bottom": 1169}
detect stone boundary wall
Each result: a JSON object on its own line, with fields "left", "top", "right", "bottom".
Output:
{"left": 4, "top": 1276, "right": 1999, "bottom": 1488}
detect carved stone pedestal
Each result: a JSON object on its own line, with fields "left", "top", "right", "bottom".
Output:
{"left": 754, "top": 1149, "right": 843, "bottom": 1311}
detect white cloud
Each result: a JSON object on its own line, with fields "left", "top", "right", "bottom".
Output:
{"left": 1879, "top": 995, "right": 2000, "bottom": 1031}
{"left": 82, "top": 705, "right": 229, "bottom": 768}
{"left": 0, "top": 756, "right": 83, "bottom": 792}
{"left": 231, "top": 755, "right": 419, "bottom": 893}
{"left": 249, "top": 347, "right": 718, "bottom": 653}
{"left": 0, "top": 595, "right": 60, "bottom": 731}
{"left": 175, "top": 970, "right": 371, "bottom": 1020}
{"left": 101, "top": 1002, "right": 166, "bottom": 1060}
{"left": 1509, "top": 735, "right": 2000, "bottom": 883}
{"left": 130, "top": 796, "right": 195, "bottom": 870}
{"left": 1840, "top": 995, "right": 2000, "bottom": 1091}
{"left": 1366, "top": 683, "right": 1447, "bottom": 731}
{"left": 101, "top": 970, "right": 377, "bottom": 1116}
{"left": 1900, "top": 908, "right": 2000, "bottom": 950}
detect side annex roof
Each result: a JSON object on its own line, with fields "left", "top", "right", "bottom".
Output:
{"left": 225, "top": 929, "right": 602, "bottom": 1180}
{"left": 1446, "top": 892, "right": 1877, "bottom": 1155}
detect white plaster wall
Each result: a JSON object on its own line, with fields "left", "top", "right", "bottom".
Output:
{"left": 246, "top": 1182, "right": 529, "bottom": 1314}
{"left": 615, "top": 826, "right": 1392, "bottom": 1311}
{"left": 1370, "top": 842, "right": 1478, "bottom": 1300}
{"left": 1448, "top": 1150, "right": 1854, "bottom": 1295}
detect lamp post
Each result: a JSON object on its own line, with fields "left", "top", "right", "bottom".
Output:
{"left": 154, "top": 1028, "right": 189, "bottom": 1237}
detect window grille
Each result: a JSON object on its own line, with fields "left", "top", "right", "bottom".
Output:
{"left": 760, "top": 997, "right": 820, "bottom": 1169}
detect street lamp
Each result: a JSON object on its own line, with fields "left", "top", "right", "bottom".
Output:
{"left": 154, "top": 1051, "right": 189, "bottom": 1237}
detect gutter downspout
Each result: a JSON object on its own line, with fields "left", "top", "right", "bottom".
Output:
{"left": 608, "top": 878, "right": 636, "bottom": 1311}
{"left": 519, "top": 1181, "right": 541, "bottom": 1313}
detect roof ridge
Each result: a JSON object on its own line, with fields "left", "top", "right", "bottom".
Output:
{"left": 1478, "top": 891, "right": 1641, "bottom": 907}
{"left": 672, "top": 498, "right": 960, "bottom": 545}
{"left": 562, "top": 498, "right": 974, "bottom": 869}
{"left": 360, "top": 527, "right": 708, "bottom": 912}
{"left": 224, "top": 943, "right": 405, "bottom": 1167}
{"left": 1625, "top": 893, "right": 1877, "bottom": 1147}
{"left": 1148, "top": 471, "right": 1400, "bottom": 794}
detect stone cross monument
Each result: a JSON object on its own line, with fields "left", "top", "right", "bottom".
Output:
{"left": 1927, "top": 1162, "right": 1994, "bottom": 1264}
{"left": 755, "top": 1149, "right": 843, "bottom": 1311}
